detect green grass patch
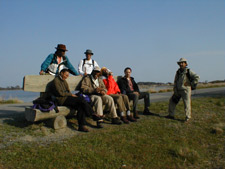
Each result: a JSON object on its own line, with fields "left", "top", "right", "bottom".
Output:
{"left": 0, "top": 98, "right": 23, "bottom": 104}
{"left": 0, "top": 97, "right": 224, "bottom": 168}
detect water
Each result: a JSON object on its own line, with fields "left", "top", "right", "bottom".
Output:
{"left": 0, "top": 90, "right": 39, "bottom": 103}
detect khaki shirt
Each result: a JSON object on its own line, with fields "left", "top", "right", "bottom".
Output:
{"left": 174, "top": 68, "right": 200, "bottom": 91}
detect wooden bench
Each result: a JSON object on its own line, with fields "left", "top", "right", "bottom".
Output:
{"left": 23, "top": 75, "right": 121, "bottom": 129}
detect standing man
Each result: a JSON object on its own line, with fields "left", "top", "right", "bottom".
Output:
{"left": 167, "top": 58, "right": 200, "bottom": 122}
{"left": 40, "top": 44, "right": 79, "bottom": 76}
{"left": 78, "top": 49, "right": 100, "bottom": 76}
{"left": 80, "top": 67, "right": 122, "bottom": 126}
{"left": 118, "top": 67, "right": 153, "bottom": 119}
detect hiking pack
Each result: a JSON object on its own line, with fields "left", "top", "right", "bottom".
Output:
{"left": 82, "top": 59, "right": 95, "bottom": 67}
{"left": 32, "top": 97, "right": 59, "bottom": 113}
{"left": 177, "top": 68, "right": 197, "bottom": 90}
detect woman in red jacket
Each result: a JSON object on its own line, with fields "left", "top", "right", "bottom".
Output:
{"left": 101, "top": 67, "right": 137, "bottom": 123}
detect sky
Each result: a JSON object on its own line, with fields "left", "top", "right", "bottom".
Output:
{"left": 0, "top": 0, "right": 224, "bottom": 87}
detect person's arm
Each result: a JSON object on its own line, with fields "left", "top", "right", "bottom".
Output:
{"left": 78, "top": 59, "right": 85, "bottom": 75}
{"left": 94, "top": 60, "right": 100, "bottom": 68}
{"left": 99, "top": 79, "right": 108, "bottom": 93}
{"left": 132, "top": 78, "right": 140, "bottom": 93}
{"left": 118, "top": 78, "right": 127, "bottom": 94}
{"left": 108, "top": 75, "right": 121, "bottom": 94}
{"left": 53, "top": 78, "right": 72, "bottom": 97}
{"left": 173, "top": 72, "right": 178, "bottom": 94}
{"left": 40, "top": 54, "right": 54, "bottom": 73}
{"left": 65, "top": 56, "right": 79, "bottom": 76}
{"left": 189, "top": 69, "right": 200, "bottom": 84}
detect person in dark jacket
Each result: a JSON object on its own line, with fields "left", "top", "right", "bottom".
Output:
{"left": 118, "top": 67, "right": 153, "bottom": 119}
{"left": 51, "top": 68, "right": 100, "bottom": 132}
{"left": 40, "top": 44, "right": 79, "bottom": 76}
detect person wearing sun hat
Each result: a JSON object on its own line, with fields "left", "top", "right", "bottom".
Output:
{"left": 78, "top": 49, "right": 100, "bottom": 76}
{"left": 166, "top": 58, "right": 200, "bottom": 122}
{"left": 40, "top": 44, "right": 79, "bottom": 76}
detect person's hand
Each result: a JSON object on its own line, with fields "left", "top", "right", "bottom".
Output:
{"left": 95, "top": 88, "right": 101, "bottom": 93}
{"left": 100, "top": 90, "right": 106, "bottom": 95}
{"left": 72, "top": 94, "right": 77, "bottom": 97}
{"left": 39, "top": 70, "right": 44, "bottom": 75}
{"left": 133, "top": 92, "right": 140, "bottom": 96}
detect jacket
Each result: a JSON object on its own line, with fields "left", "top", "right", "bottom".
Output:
{"left": 102, "top": 75, "right": 121, "bottom": 95}
{"left": 117, "top": 76, "right": 140, "bottom": 94}
{"left": 80, "top": 75, "right": 107, "bottom": 95}
{"left": 51, "top": 76, "right": 72, "bottom": 105}
{"left": 174, "top": 67, "right": 200, "bottom": 91}
{"left": 41, "top": 53, "right": 79, "bottom": 75}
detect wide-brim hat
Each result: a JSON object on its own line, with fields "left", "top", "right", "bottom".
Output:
{"left": 55, "top": 44, "right": 68, "bottom": 51}
{"left": 84, "top": 49, "right": 94, "bottom": 55}
{"left": 177, "top": 58, "right": 188, "bottom": 65}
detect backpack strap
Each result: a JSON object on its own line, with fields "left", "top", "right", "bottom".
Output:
{"left": 186, "top": 69, "right": 192, "bottom": 82}
{"left": 82, "top": 59, "right": 95, "bottom": 67}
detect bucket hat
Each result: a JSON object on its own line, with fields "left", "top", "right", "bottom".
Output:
{"left": 55, "top": 44, "right": 68, "bottom": 51}
{"left": 84, "top": 49, "right": 94, "bottom": 55}
{"left": 177, "top": 58, "right": 188, "bottom": 65}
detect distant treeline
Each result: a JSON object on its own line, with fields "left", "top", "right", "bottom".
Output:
{"left": 0, "top": 85, "right": 22, "bottom": 90}
{"left": 137, "top": 82, "right": 171, "bottom": 85}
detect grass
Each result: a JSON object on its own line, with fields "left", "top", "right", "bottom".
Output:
{"left": 0, "top": 97, "right": 23, "bottom": 104}
{"left": 0, "top": 97, "right": 224, "bottom": 169}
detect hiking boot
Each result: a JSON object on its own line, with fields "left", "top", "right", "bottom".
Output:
{"left": 78, "top": 125, "right": 89, "bottom": 132}
{"left": 127, "top": 115, "right": 137, "bottom": 122}
{"left": 96, "top": 121, "right": 103, "bottom": 128}
{"left": 165, "top": 115, "right": 175, "bottom": 120}
{"left": 143, "top": 109, "right": 154, "bottom": 115}
{"left": 133, "top": 112, "right": 140, "bottom": 119}
{"left": 112, "top": 118, "right": 122, "bottom": 125}
{"left": 120, "top": 116, "right": 129, "bottom": 124}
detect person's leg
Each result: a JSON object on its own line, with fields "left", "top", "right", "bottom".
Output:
{"left": 168, "top": 93, "right": 181, "bottom": 118}
{"left": 127, "top": 93, "right": 139, "bottom": 118}
{"left": 121, "top": 94, "right": 136, "bottom": 122}
{"left": 91, "top": 95, "right": 103, "bottom": 116}
{"left": 63, "top": 97, "right": 88, "bottom": 132}
{"left": 139, "top": 92, "right": 150, "bottom": 112}
{"left": 181, "top": 89, "right": 192, "bottom": 121}
{"left": 110, "top": 94, "right": 126, "bottom": 114}
{"left": 101, "top": 95, "right": 122, "bottom": 124}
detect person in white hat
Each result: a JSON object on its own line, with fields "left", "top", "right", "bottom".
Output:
{"left": 80, "top": 66, "right": 122, "bottom": 127}
{"left": 166, "top": 58, "right": 200, "bottom": 122}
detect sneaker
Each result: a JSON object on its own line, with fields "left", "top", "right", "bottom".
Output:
{"left": 127, "top": 115, "right": 137, "bottom": 122}
{"left": 78, "top": 125, "right": 89, "bottom": 132}
{"left": 165, "top": 115, "right": 175, "bottom": 119}
{"left": 112, "top": 118, "right": 122, "bottom": 125}
{"left": 120, "top": 116, "right": 129, "bottom": 124}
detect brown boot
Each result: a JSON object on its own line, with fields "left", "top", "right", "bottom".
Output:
{"left": 127, "top": 115, "right": 137, "bottom": 122}
{"left": 78, "top": 125, "right": 89, "bottom": 132}
{"left": 120, "top": 116, "right": 129, "bottom": 124}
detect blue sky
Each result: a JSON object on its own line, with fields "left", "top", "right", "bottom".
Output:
{"left": 0, "top": 0, "right": 224, "bottom": 87}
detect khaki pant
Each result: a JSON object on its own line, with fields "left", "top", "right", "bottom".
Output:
{"left": 90, "top": 95, "right": 117, "bottom": 118}
{"left": 168, "top": 88, "right": 192, "bottom": 119}
{"left": 110, "top": 94, "right": 130, "bottom": 113}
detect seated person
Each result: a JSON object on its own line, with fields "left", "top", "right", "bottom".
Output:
{"left": 100, "top": 67, "right": 137, "bottom": 123}
{"left": 78, "top": 49, "right": 100, "bottom": 76}
{"left": 50, "top": 68, "right": 100, "bottom": 132}
{"left": 118, "top": 67, "right": 153, "bottom": 119}
{"left": 80, "top": 66, "right": 122, "bottom": 127}
{"left": 40, "top": 44, "right": 79, "bottom": 76}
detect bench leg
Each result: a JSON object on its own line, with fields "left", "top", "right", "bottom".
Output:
{"left": 46, "top": 115, "right": 67, "bottom": 130}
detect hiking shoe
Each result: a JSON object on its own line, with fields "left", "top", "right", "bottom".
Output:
{"left": 165, "top": 115, "right": 175, "bottom": 120}
{"left": 78, "top": 125, "right": 89, "bottom": 132}
{"left": 143, "top": 109, "right": 154, "bottom": 115}
{"left": 120, "top": 116, "right": 129, "bottom": 124}
{"left": 127, "top": 115, "right": 137, "bottom": 122}
{"left": 92, "top": 113, "right": 101, "bottom": 121}
{"left": 112, "top": 118, "right": 122, "bottom": 125}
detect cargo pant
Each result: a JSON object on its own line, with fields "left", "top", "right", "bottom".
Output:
{"left": 90, "top": 95, "right": 118, "bottom": 118}
{"left": 110, "top": 94, "right": 130, "bottom": 113}
{"left": 168, "top": 88, "right": 192, "bottom": 119}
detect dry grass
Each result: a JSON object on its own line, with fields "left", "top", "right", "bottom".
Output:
{"left": 0, "top": 97, "right": 23, "bottom": 104}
